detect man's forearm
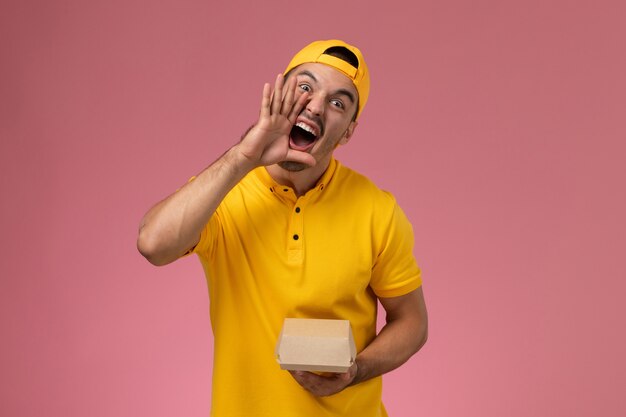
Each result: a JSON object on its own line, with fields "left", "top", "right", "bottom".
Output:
{"left": 352, "top": 318, "right": 427, "bottom": 385}
{"left": 352, "top": 289, "right": 428, "bottom": 385}
{"left": 137, "top": 145, "right": 254, "bottom": 266}
{"left": 138, "top": 75, "right": 313, "bottom": 266}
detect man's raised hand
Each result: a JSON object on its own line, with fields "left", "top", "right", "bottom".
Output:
{"left": 236, "top": 74, "right": 316, "bottom": 169}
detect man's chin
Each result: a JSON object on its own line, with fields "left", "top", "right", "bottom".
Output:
{"left": 278, "top": 161, "right": 310, "bottom": 172}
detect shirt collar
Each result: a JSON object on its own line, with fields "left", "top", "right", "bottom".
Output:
{"left": 253, "top": 158, "right": 339, "bottom": 195}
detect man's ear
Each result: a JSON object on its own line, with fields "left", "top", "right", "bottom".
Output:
{"left": 339, "top": 121, "right": 358, "bottom": 146}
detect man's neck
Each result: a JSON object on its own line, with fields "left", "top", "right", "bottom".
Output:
{"left": 266, "top": 158, "right": 331, "bottom": 197}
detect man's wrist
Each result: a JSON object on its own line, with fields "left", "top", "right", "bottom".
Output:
{"left": 349, "top": 357, "right": 366, "bottom": 386}
{"left": 223, "top": 144, "right": 258, "bottom": 176}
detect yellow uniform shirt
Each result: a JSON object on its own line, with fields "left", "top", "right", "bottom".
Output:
{"left": 193, "top": 158, "right": 422, "bottom": 417}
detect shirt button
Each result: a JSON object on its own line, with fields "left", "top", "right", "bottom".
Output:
{"left": 295, "top": 207, "right": 301, "bottom": 213}
{"left": 293, "top": 234, "right": 299, "bottom": 240}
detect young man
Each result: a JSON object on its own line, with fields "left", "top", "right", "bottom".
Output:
{"left": 137, "top": 40, "right": 428, "bottom": 417}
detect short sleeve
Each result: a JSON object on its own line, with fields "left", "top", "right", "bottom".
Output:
{"left": 370, "top": 199, "right": 422, "bottom": 298}
{"left": 181, "top": 176, "right": 221, "bottom": 261}
{"left": 190, "top": 213, "right": 221, "bottom": 261}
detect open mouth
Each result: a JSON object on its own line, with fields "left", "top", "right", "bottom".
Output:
{"left": 289, "top": 121, "right": 320, "bottom": 152}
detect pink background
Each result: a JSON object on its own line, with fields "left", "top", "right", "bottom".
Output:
{"left": 1, "top": 0, "right": 625, "bottom": 416}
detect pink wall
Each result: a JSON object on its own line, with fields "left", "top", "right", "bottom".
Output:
{"left": 2, "top": 0, "right": 625, "bottom": 416}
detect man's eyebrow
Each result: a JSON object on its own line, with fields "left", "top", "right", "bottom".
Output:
{"left": 334, "top": 88, "right": 355, "bottom": 104}
{"left": 296, "top": 70, "right": 356, "bottom": 104}
{"left": 297, "top": 70, "right": 317, "bottom": 83}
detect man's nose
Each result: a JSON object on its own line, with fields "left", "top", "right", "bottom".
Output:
{"left": 305, "top": 94, "right": 325, "bottom": 116}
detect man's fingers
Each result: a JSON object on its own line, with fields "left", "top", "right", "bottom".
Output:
{"left": 260, "top": 83, "right": 271, "bottom": 119}
{"left": 281, "top": 76, "right": 296, "bottom": 115}
{"left": 288, "top": 89, "right": 309, "bottom": 122}
{"left": 270, "top": 74, "right": 284, "bottom": 115}
{"left": 288, "top": 370, "right": 350, "bottom": 397}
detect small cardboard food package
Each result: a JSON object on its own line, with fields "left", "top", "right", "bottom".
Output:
{"left": 275, "top": 318, "right": 357, "bottom": 373}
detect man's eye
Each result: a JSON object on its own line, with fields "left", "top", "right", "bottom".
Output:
{"left": 330, "top": 99, "right": 344, "bottom": 109}
{"left": 299, "top": 84, "right": 311, "bottom": 92}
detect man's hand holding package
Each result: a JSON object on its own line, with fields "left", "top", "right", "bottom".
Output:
{"left": 289, "top": 362, "right": 358, "bottom": 397}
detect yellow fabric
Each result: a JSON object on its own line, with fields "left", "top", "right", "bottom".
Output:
{"left": 193, "top": 158, "right": 421, "bottom": 417}
{"left": 318, "top": 54, "right": 358, "bottom": 78}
